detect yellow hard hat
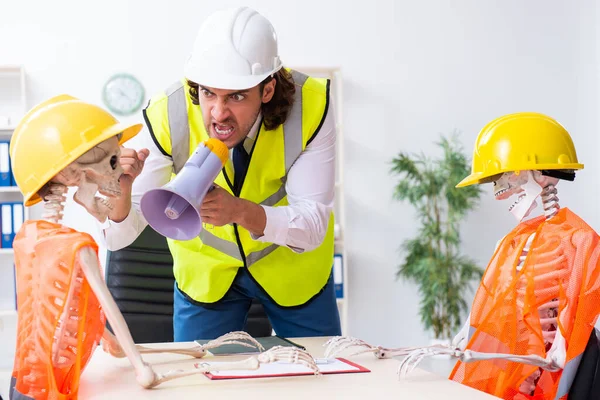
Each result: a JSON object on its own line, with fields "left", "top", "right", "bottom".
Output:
{"left": 457, "top": 112, "right": 583, "bottom": 188}
{"left": 10, "top": 94, "right": 143, "bottom": 206}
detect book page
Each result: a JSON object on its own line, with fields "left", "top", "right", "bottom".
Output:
{"left": 204, "top": 358, "right": 367, "bottom": 379}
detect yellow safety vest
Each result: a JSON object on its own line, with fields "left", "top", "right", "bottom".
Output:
{"left": 143, "top": 70, "right": 335, "bottom": 306}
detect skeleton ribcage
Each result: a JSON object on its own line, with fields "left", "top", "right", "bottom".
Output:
{"left": 516, "top": 234, "right": 568, "bottom": 394}
{"left": 515, "top": 235, "right": 568, "bottom": 341}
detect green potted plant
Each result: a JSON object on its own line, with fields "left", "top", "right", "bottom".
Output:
{"left": 390, "top": 134, "right": 484, "bottom": 343}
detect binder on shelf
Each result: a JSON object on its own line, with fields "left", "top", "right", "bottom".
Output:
{"left": 1, "top": 202, "right": 13, "bottom": 248}
{"left": 0, "top": 141, "right": 11, "bottom": 186}
{"left": 333, "top": 253, "right": 343, "bottom": 299}
{"left": 0, "top": 202, "right": 23, "bottom": 248}
{"left": 9, "top": 154, "right": 15, "bottom": 187}
{"left": 13, "top": 263, "right": 17, "bottom": 311}
{"left": 12, "top": 202, "right": 24, "bottom": 236}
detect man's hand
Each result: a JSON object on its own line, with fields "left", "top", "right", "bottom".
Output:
{"left": 200, "top": 185, "right": 240, "bottom": 227}
{"left": 200, "top": 185, "right": 267, "bottom": 236}
{"left": 119, "top": 147, "right": 150, "bottom": 192}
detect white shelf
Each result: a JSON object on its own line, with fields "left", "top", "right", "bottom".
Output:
{"left": 0, "top": 309, "right": 16, "bottom": 317}
{"left": 0, "top": 65, "right": 22, "bottom": 73}
{"left": 298, "top": 67, "right": 348, "bottom": 335}
{"left": 0, "top": 65, "right": 26, "bottom": 318}
{"left": 0, "top": 69, "right": 22, "bottom": 79}
{"left": 0, "top": 187, "right": 20, "bottom": 193}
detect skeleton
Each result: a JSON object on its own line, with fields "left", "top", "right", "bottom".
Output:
{"left": 14, "top": 134, "right": 318, "bottom": 396}
{"left": 325, "top": 169, "right": 574, "bottom": 397}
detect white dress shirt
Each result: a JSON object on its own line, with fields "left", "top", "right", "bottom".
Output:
{"left": 100, "top": 99, "right": 337, "bottom": 254}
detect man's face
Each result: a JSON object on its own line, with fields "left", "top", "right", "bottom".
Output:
{"left": 198, "top": 79, "right": 276, "bottom": 149}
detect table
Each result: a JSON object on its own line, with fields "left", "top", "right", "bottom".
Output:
{"left": 70, "top": 337, "right": 499, "bottom": 399}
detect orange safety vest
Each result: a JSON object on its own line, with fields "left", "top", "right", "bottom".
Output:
{"left": 10, "top": 220, "right": 105, "bottom": 400}
{"left": 450, "top": 207, "right": 600, "bottom": 400}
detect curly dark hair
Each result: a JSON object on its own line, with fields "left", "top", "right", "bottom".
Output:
{"left": 187, "top": 68, "right": 296, "bottom": 131}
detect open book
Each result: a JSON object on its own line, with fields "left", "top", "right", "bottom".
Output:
{"left": 203, "top": 357, "right": 370, "bottom": 380}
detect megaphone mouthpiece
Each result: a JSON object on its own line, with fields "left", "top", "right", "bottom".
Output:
{"left": 165, "top": 195, "right": 190, "bottom": 219}
{"left": 204, "top": 138, "right": 229, "bottom": 164}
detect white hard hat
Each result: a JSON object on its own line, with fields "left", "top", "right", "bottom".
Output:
{"left": 184, "top": 7, "right": 283, "bottom": 90}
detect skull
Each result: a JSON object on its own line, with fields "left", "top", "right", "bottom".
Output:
{"left": 493, "top": 172, "right": 530, "bottom": 201}
{"left": 492, "top": 170, "right": 559, "bottom": 221}
{"left": 49, "top": 136, "right": 123, "bottom": 223}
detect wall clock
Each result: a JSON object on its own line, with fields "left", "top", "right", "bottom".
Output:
{"left": 102, "top": 73, "right": 145, "bottom": 116}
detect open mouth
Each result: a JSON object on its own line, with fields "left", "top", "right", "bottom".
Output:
{"left": 95, "top": 190, "right": 119, "bottom": 210}
{"left": 494, "top": 188, "right": 509, "bottom": 198}
{"left": 494, "top": 187, "right": 517, "bottom": 200}
{"left": 508, "top": 193, "right": 526, "bottom": 212}
{"left": 212, "top": 123, "right": 235, "bottom": 140}
{"left": 96, "top": 188, "right": 120, "bottom": 198}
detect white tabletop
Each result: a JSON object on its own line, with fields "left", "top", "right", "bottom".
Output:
{"left": 64, "top": 337, "right": 500, "bottom": 399}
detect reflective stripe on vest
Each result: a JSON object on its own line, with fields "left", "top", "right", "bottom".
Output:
{"left": 165, "top": 71, "right": 309, "bottom": 265}
{"left": 199, "top": 227, "right": 283, "bottom": 267}
{"left": 165, "top": 81, "right": 190, "bottom": 174}
{"left": 199, "top": 228, "right": 243, "bottom": 262}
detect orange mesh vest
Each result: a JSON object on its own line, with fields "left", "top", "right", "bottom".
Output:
{"left": 449, "top": 208, "right": 600, "bottom": 399}
{"left": 10, "top": 220, "right": 105, "bottom": 400}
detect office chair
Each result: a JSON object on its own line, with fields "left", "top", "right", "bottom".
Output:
{"left": 104, "top": 226, "right": 273, "bottom": 343}
{"left": 568, "top": 328, "right": 600, "bottom": 399}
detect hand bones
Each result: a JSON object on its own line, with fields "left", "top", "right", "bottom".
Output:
{"left": 152, "top": 345, "right": 320, "bottom": 386}
{"left": 396, "top": 344, "right": 562, "bottom": 379}
{"left": 324, "top": 336, "right": 423, "bottom": 359}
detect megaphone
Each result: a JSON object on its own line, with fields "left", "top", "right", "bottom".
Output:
{"left": 140, "top": 138, "right": 228, "bottom": 241}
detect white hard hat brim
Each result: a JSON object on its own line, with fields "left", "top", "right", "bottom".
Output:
{"left": 184, "top": 59, "right": 283, "bottom": 90}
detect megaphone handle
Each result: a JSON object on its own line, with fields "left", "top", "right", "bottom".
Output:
{"left": 202, "top": 185, "right": 217, "bottom": 230}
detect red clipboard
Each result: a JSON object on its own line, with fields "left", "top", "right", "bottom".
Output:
{"left": 203, "top": 357, "right": 370, "bottom": 380}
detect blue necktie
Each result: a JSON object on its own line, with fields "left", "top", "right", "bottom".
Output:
{"left": 233, "top": 141, "right": 249, "bottom": 193}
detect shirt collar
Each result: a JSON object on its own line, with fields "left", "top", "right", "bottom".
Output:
{"left": 243, "top": 112, "right": 262, "bottom": 152}
{"left": 228, "top": 112, "right": 262, "bottom": 157}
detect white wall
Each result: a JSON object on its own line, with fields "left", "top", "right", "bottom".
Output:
{"left": 1, "top": 0, "right": 598, "bottom": 349}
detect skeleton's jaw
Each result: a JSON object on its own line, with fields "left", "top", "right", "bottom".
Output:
{"left": 494, "top": 187, "right": 531, "bottom": 215}
{"left": 493, "top": 172, "right": 527, "bottom": 200}
{"left": 494, "top": 187, "right": 522, "bottom": 201}
{"left": 97, "top": 186, "right": 121, "bottom": 201}
{"left": 492, "top": 188, "right": 531, "bottom": 221}
{"left": 493, "top": 171, "right": 543, "bottom": 222}
{"left": 73, "top": 180, "right": 119, "bottom": 223}
{"left": 506, "top": 192, "right": 526, "bottom": 211}
{"left": 74, "top": 192, "right": 112, "bottom": 223}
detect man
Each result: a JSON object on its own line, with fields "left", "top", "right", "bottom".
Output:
{"left": 101, "top": 6, "right": 341, "bottom": 341}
